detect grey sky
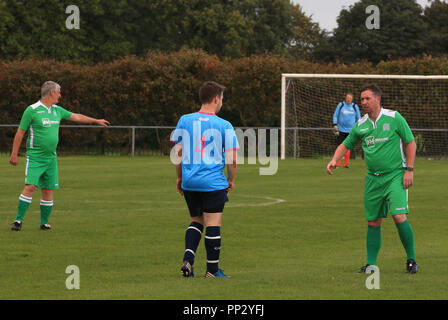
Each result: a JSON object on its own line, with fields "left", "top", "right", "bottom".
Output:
{"left": 292, "top": 0, "right": 431, "bottom": 32}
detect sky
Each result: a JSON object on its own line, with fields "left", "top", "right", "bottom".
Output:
{"left": 292, "top": 0, "right": 431, "bottom": 32}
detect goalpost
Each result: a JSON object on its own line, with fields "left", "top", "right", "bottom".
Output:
{"left": 281, "top": 74, "right": 448, "bottom": 159}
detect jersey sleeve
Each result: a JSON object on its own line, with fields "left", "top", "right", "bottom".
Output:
{"left": 171, "top": 116, "right": 184, "bottom": 144}
{"left": 18, "top": 106, "right": 33, "bottom": 131}
{"left": 223, "top": 121, "right": 239, "bottom": 150}
{"left": 395, "top": 112, "right": 414, "bottom": 144}
{"left": 343, "top": 125, "right": 361, "bottom": 149}
{"left": 58, "top": 106, "right": 73, "bottom": 120}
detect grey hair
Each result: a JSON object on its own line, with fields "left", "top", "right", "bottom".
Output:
{"left": 41, "top": 81, "right": 61, "bottom": 98}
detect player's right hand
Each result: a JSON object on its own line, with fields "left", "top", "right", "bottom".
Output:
{"left": 9, "top": 154, "right": 18, "bottom": 166}
{"left": 326, "top": 161, "right": 337, "bottom": 175}
{"left": 226, "top": 181, "right": 234, "bottom": 193}
{"left": 176, "top": 178, "right": 183, "bottom": 196}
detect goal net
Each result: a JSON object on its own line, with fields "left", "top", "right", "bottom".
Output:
{"left": 281, "top": 74, "right": 448, "bottom": 159}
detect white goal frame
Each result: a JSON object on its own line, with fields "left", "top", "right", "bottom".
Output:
{"left": 280, "top": 73, "right": 448, "bottom": 159}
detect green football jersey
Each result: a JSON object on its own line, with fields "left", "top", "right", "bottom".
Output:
{"left": 343, "top": 108, "right": 414, "bottom": 175}
{"left": 19, "top": 101, "right": 72, "bottom": 159}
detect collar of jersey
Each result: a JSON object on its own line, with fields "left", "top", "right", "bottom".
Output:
{"left": 198, "top": 111, "right": 215, "bottom": 115}
{"left": 34, "top": 100, "right": 54, "bottom": 113}
{"left": 368, "top": 107, "right": 384, "bottom": 129}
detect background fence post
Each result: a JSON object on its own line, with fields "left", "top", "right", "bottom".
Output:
{"left": 132, "top": 126, "right": 135, "bottom": 158}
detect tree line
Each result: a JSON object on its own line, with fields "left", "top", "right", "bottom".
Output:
{"left": 0, "top": 0, "right": 446, "bottom": 64}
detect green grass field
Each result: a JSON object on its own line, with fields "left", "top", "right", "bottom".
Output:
{"left": 0, "top": 155, "right": 447, "bottom": 300}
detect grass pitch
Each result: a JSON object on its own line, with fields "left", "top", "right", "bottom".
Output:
{"left": 0, "top": 155, "right": 447, "bottom": 300}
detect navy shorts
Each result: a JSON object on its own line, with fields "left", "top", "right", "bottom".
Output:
{"left": 183, "top": 189, "right": 229, "bottom": 217}
{"left": 336, "top": 132, "right": 349, "bottom": 145}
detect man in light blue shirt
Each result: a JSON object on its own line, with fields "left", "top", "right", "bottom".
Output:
{"left": 171, "top": 81, "right": 238, "bottom": 279}
{"left": 332, "top": 93, "right": 361, "bottom": 168}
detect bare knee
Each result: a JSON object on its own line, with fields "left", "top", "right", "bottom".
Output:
{"left": 393, "top": 214, "right": 407, "bottom": 225}
{"left": 368, "top": 218, "right": 382, "bottom": 227}
{"left": 41, "top": 189, "right": 53, "bottom": 201}
{"left": 191, "top": 216, "right": 204, "bottom": 226}
{"left": 22, "top": 184, "right": 36, "bottom": 197}
{"left": 203, "top": 212, "right": 222, "bottom": 227}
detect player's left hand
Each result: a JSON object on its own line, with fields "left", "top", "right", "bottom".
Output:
{"left": 97, "top": 119, "right": 110, "bottom": 127}
{"left": 403, "top": 171, "right": 414, "bottom": 189}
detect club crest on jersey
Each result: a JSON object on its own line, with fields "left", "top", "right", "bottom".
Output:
{"left": 53, "top": 111, "right": 57, "bottom": 117}
{"left": 383, "top": 123, "right": 390, "bottom": 131}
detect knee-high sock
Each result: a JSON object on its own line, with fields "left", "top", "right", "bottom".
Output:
{"left": 183, "top": 222, "right": 204, "bottom": 266}
{"left": 367, "top": 226, "right": 381, "bottom": 265}
{"left": 16, "top": 194, "right": 32, "bottom": 222}
{"left": 395, "top": 220, "right": 416, "bottom": 261}
{"left": 344, "top": 150, "right": 351, "bottom": 166}
{"left": 40, "top": 200, "right": 54, "bottom": 225}
{"left": 205, "top": 226, "right": 221, "bottom": 274}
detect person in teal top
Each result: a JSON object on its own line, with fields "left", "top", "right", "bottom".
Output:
{"left": 9, "top": 81, "right": 110, "bottom": 231}
{"left": 326, "top": 84, "right": 418, "bottom": 274}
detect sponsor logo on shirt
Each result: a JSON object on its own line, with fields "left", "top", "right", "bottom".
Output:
{"left": 365, "top": 136, "right": 389, "bottom": 148}
{"left": 198, "top": 117, "right": 209, "bottom": 121}
{"left": 42, "top": 118, "right": 60, "bottom": 127}
{"left": 365, "top": 136, "right": 375, "bottom": 148}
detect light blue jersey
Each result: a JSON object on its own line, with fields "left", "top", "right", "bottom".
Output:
{"left": 171, "top": 112, "right": 239, "bottom": 192}
{"left": 333, "top": 102, "right": 361, "bottom": 133}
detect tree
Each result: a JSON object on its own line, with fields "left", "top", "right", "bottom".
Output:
{"left": 0, "top": 0, "right": 323, "bottom": 62}
{"left": 315, "top": 0, "right": 428, "bottom": 63}
{"left": 424, "top": 0, "right": 448, "bottom": 56}
{"left": 288, "top": 4, "right": 325, "bottom": 60}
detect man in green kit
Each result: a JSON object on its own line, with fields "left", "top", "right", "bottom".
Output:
{"left": 326, "top": 84, "right": 418, "bottom": 274}
{"left": 9, "top": 81, "right": 110, "bottom": 231}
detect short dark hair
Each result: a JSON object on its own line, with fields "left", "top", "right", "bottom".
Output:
{"left": 199, "top": 81, "right": 225, "bottom": 104}
{"left": 361, "top": 84, "right": 382, "bottom": 97}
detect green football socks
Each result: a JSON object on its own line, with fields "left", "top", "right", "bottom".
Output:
{"left": 40, "top": 200, "right": 54, "bottom": 225}
{"left": 16, "top": 194, "right": 32, "bottom": 222}
{"left": 366, "top": 225, "right": 382, "bottom": 265}
{"left": 396, "top": 220, "right": 416, "bottom": 262}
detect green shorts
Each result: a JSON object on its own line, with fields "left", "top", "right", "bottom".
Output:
{"left": 364, "top": 169, "right": 408, "bottom": 221}
{"left": 25, "top": 156, "right": 59, "bottom": 190}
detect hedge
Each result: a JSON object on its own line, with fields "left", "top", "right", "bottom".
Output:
{"left": 1, "top": 50, "right": 447, "bottom": 155}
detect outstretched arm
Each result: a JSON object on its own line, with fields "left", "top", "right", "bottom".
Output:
{"left": 9, "top": 128, "right": 26, "bottom": 166}
{"left": 68, "top": 113, "right": 110, "bottom": 126}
